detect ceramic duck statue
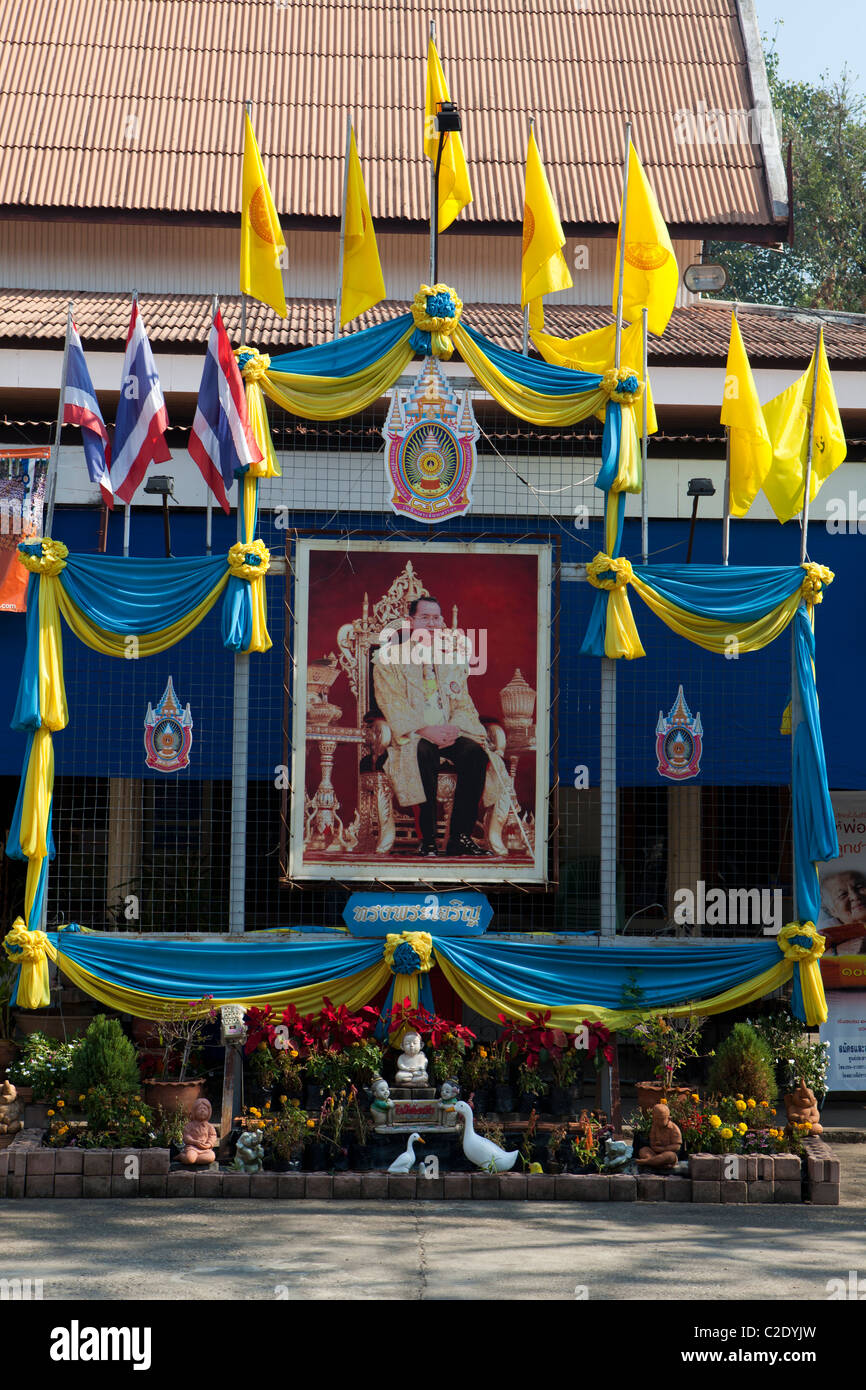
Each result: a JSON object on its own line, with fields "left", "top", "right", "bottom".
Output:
{"left": 387, "top": 1132, "right": 425, "bottom": 1174}
{"left": 453, "top": 1101, "right": 519, "bottom": 1172}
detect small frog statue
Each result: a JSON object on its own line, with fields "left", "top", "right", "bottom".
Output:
{"left": 0, "top": 1080, "right": 23, "bottom": 1137}
{"left": 233, "top": 1128, "right": 265, "bottom": 1173}
{"left": 369, "top": 1075, "right": 395, "bottom": 1129}
{"left": 394, "top": 1031, "right": 429, "bottom": 1087}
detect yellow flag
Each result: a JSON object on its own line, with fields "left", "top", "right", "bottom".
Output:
{"left": 340, "top": 125, "right": 386, "bottom": 326}
{"left": 761, "top": 331, "right": 847, "bottom": 524}
{"left": 530, "top": 320, "right": 658, "bottom": 434}
{"left": 720, "top": 312, "right": 772, "bottom": 517}
{"left": 521, "top": 128, "right": 572, "bottom": 330}
{"left": 612, "top": 140, "right": 678, "bottom": 336}
{"left": 240, "top": 112, "right": 287, "bottom": 318}
{"left": 424, "top": 39, "right": 472, "bottom": 233}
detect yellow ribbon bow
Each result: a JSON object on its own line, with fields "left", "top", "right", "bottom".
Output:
{"left": 235, "top": 347, "right": 271, "bottom": 383}
{"left": 586, "top": 553, "right": 634, "bottom": 591}
{"left": 228, "top": 539, "right": 271, "bottom": 581}
{"left": 800, "top": 563, "right": 834, "bottom": 607}
{"left": 3, "top": 918, "right": 57, "bottom": 1010}
{"left": 17, "top": 538, "right": 68, "bottom": 577}
{"left": 411, "top": 284, "right": 463, "bottom": 360}
{"left": 777, "top": 921, "right": 827, "bottom": 1027}
{"left": 383, "top": 932, "right": 434, "bottom": 974}
{"left": 601, "top": 366, "right": 643, "bottom": 405}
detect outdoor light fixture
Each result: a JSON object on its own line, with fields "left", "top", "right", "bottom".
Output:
{"left": 686, "top": 477, "right": 716, "bottom": 563}
{"left": 144, "top": 475, "right": 175, "bottom": 557}
{"left": 683, "top": 263, "right": 728, "bottom": 293}
{"left": 434, "top": 100, "right": 461, "bottom": 134}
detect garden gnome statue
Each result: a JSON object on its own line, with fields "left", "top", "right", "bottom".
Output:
{"left": 439, "top": 1078, "right": 460, "bottom": 1112}
{"left": 784, "top": 1078, "right": 824, "bottom": 1135}
{"left": 635, "top": 1102, "right": 682, "bottom": 1169}
{"left": 233, "top": 1129, "right": 264, "bottom": 1173}
{"left": 369, "top": 1075, "right": 395, "bottom": 1129}
{"left": 394, "top": 1031, "right": 429, "bottom": 1087}
{"left": 0, "top": 1080, "right": 23, "bottom": 1137}
{"left": 179, "top": 1097, "right": 217, "bottom": 1165}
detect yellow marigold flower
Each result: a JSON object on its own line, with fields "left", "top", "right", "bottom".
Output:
{"left": 306, "top": 1118, "right": 316, "bottom": 1129}
{"left": 479, "top": 1048, "right": 488, "bottom": 1058}
{"left": 720, "top": 1127, "right": 733, "bottom": 1139}
{"left": 78, "top": 1094, "right": 86, "bottom": 1102}
{"left": 279, "top": 1095, "right": 288, "bottom": 1103}
{"left": 134, "top": 1095, "right": 141, "bottom": 1101}
{"left": 747, "top": 1098, "right": 756, "bottom": 1109}
{"left": 735, "top": 1099, "right": 747, "bottom": 1112}
{"left": 690, "top": 1093, "right": 700, "bottom": 1102}
{"left": 57, "top": 1099, "right": 65, "bottom": 1108}
{"left": 291, "top": 1099, "right": 300, "bottom": 1108}
{"left": 736, "top": 1123, "right": 748, "bottom": 1135}
{"left": 264, "top": 1101, "right": 271, "bottom": 1110}
{"left": 770, "top": 1108, "right": 776, "bottom": 1116}
{"left": 709, "top": 1115, "right": 722, "bottom": 1129}
{"left": 46, "top": 1109, "right": 55, "bottom": 1117}
{"left": 290, "top": 1049, "right": 299, "bottom": 1059}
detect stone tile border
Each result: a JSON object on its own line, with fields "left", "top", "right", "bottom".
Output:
{"left": 0, "top": 1141, "right": 838, "bottom": 1204}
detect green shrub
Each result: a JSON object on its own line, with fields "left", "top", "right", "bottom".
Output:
{"left": 707, "top": 1022, "right": 778, "bottom": 1104}
{"left": 70, "top": 1015, "right": 140, "bottom": 1096}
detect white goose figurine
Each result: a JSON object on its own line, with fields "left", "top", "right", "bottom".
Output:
{"left": 453, "top": 1101, "right": 519, "bottom": 1172}
{"left": 387, "top": 1132, "right": 425, "bottom": 1174}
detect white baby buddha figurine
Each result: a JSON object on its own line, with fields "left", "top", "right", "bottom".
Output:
{"left": 394, "top": 1031, "right": 429, "bottom": 1087}
{"left": 439, "top": 1078, "right": 460, "bottom": 1113}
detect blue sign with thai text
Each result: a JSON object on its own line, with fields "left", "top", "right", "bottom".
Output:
{"left": 343, "top": 892, "right": 492, "bottom": 936}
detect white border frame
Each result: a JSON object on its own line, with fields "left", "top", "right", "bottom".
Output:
{"left": 289, "top": 537, "right": 553, "bottom": 884}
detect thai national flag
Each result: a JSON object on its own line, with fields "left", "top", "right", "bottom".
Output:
{"left": 63, "top": 322, "right": 113, "bottom": 508}
{"left": 188, "top": 307, "right": 261, "bottom": 513}
{"left": 111, "top": 300, "right": 171, "bottom": 505}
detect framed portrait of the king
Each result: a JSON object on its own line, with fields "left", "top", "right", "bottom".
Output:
{"left": 287, "top": 538, "right": 553, "bottom": 884}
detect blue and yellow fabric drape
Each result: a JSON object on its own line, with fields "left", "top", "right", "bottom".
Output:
{"left": 8, "top": 538, "right": 272, "bottom": 931}
{"left": 2, "top": 922, "right": 827, "bottom": 1026}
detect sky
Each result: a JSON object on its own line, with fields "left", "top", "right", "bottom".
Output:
{"left": 757, "top": 0, "right": 864, "bottom": 94}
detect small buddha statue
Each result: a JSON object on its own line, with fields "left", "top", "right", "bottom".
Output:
{"left": 0, "top": 1080, "right": 23, "bottom": 1137}
{"left": 394, "top": 1031, "right": 429, "bottom": 1087}
{"left": 179, "top": 1097, "right": 217, "bottom": 1165}
{"left": 369, "top": 1075, "right": 395, "bottom": 1128}
{"left": 635, "top": 1102, "right": 682, "bottom": 1170}
{"left": 784, "top": 1078, "right": 823, "bottom": 1135}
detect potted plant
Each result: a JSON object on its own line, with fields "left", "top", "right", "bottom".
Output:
{"left": 624, "top": 1013, "right": 706, "bottom": 1110}
{"left": 258, "top": 1098, "right": 309, "bottom": 1171}
{"left": 7, "top": 1030, "right": 84, "bottom": 1105}
{"left": 143, "top": 996, "right": 216, "bottom": 1114}
{"left": 461, "top": 1043, "right": 492, "bottom": 1115}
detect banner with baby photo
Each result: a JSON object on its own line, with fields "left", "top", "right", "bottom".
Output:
{"left": 818, "top": 792, "right": 866, "bottom": 992}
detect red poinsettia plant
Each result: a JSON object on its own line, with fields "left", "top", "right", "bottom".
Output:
{"left": 382, "top": 996, "right": 475, "bottom": 1048}
{"left": 498, "top": 1009, "right": 569, "bottom": 1072}
{"left": 582, "top": 1021, "right": 614, "bottom": 1072}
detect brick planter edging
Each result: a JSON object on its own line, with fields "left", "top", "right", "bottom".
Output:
{"left": 0, "top": 1141, "right": 840, "bottom": 1203}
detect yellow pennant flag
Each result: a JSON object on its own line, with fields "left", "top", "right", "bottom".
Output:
{"left": 522, "top": 128, "right": 573, "bottom": 330}
{"left": 424, "top": 39, "right": 473, "bottom": 233}
{"left": 761, "top": 330, "right": 847, "bottom": 524}
{"left": 240, "top": 111, "right": 287, "bottom": 318}
{"left": 721, "top": 312, "right": 772, "bottom": 516}
{"left": 612, "top": 140, "right": 679, "bottom": 337}
{"left": 340, "top": 124, "right": 386, "bottom": 326}
{"left": 530, "top": 320, "right": 658, "bottom": 434}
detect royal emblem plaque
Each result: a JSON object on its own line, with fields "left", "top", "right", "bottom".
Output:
{"left": 382, "top": 356, "right": 478, "bottom": 523}
{"left": 656, "top": 684, "right": 702, "bottom": 781}
{"left": 144, "top": 676, "right": 193, "bottom": 773}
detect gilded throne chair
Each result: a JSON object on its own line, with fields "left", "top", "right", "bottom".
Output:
{"left": 334, "top": 561, "right": 531, "bottom": 858}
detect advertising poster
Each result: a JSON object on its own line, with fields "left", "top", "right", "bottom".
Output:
{"left": 817, "top": 792, "right": 866, "bottom": 991}
{"left": 821, "top": 991, "right": 866, "bottom": 1091}
{"left": 0, "top": 448, "right": 49, "bottom": 612}
{"left": 288, "top": 538, "right": 552, "bottom": 883}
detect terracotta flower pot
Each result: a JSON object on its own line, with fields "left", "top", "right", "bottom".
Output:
{"left": 143, "top": 1078, "right": 204, "bottom": 1115}
{"left": 635, "top": 1082, "right": 692, "bottom": 1112}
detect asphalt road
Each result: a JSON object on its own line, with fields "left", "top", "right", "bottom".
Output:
{"left": 2, "top": 1175, "right": 865, "bottom": 1301}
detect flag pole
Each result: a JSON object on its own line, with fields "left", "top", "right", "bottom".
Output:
{"left": 721, "top": 302, "right": 737, "bottom": 564}
{"left": 205, "top": 293, "right": 219, "bottom": 555}
{"left": 122, "top": 289, "right": 138, "bottom": 557}
{"left": 614, "top": 120, "right": 631, "bottom": 371}
{"left": 800, "top": 324, "right": 822, "bottom": 564}
{"left": 522, "top": 116, "right": 534, "bottom": 357}
{"left": 241, "top": 100, "right": 252, "bottom": 348}
{"left": 44, "top": 301, "right": 73, "bottom": 539}
{"left": 334, "top": 113, "right": 352, "bottom": 342}
{"left": 428, "top": 20, "right": 437, "bottom": 284}
{"left": 641, "top": 305, "right": 649, "bottom": 563}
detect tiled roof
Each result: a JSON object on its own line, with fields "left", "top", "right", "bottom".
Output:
{"left": 1, "top": 289, "right": 864, "bottom": 367}
{"left": 0, "top": 0, "right": 785, "bottom": 232}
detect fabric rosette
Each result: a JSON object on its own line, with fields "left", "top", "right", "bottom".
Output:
{"left": 17, "top": 539, "right": 68, "bottom": 577}
{"left": 410, "top": 284, "right": 463, "bottom": 360}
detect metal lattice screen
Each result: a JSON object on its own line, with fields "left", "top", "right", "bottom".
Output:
{"left": 43, "top": 383, "right": 791, "bottom": 937}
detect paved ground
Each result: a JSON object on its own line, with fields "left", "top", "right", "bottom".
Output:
{"left": 2, "top": 1145, "right": 865, "bottom": 1301}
